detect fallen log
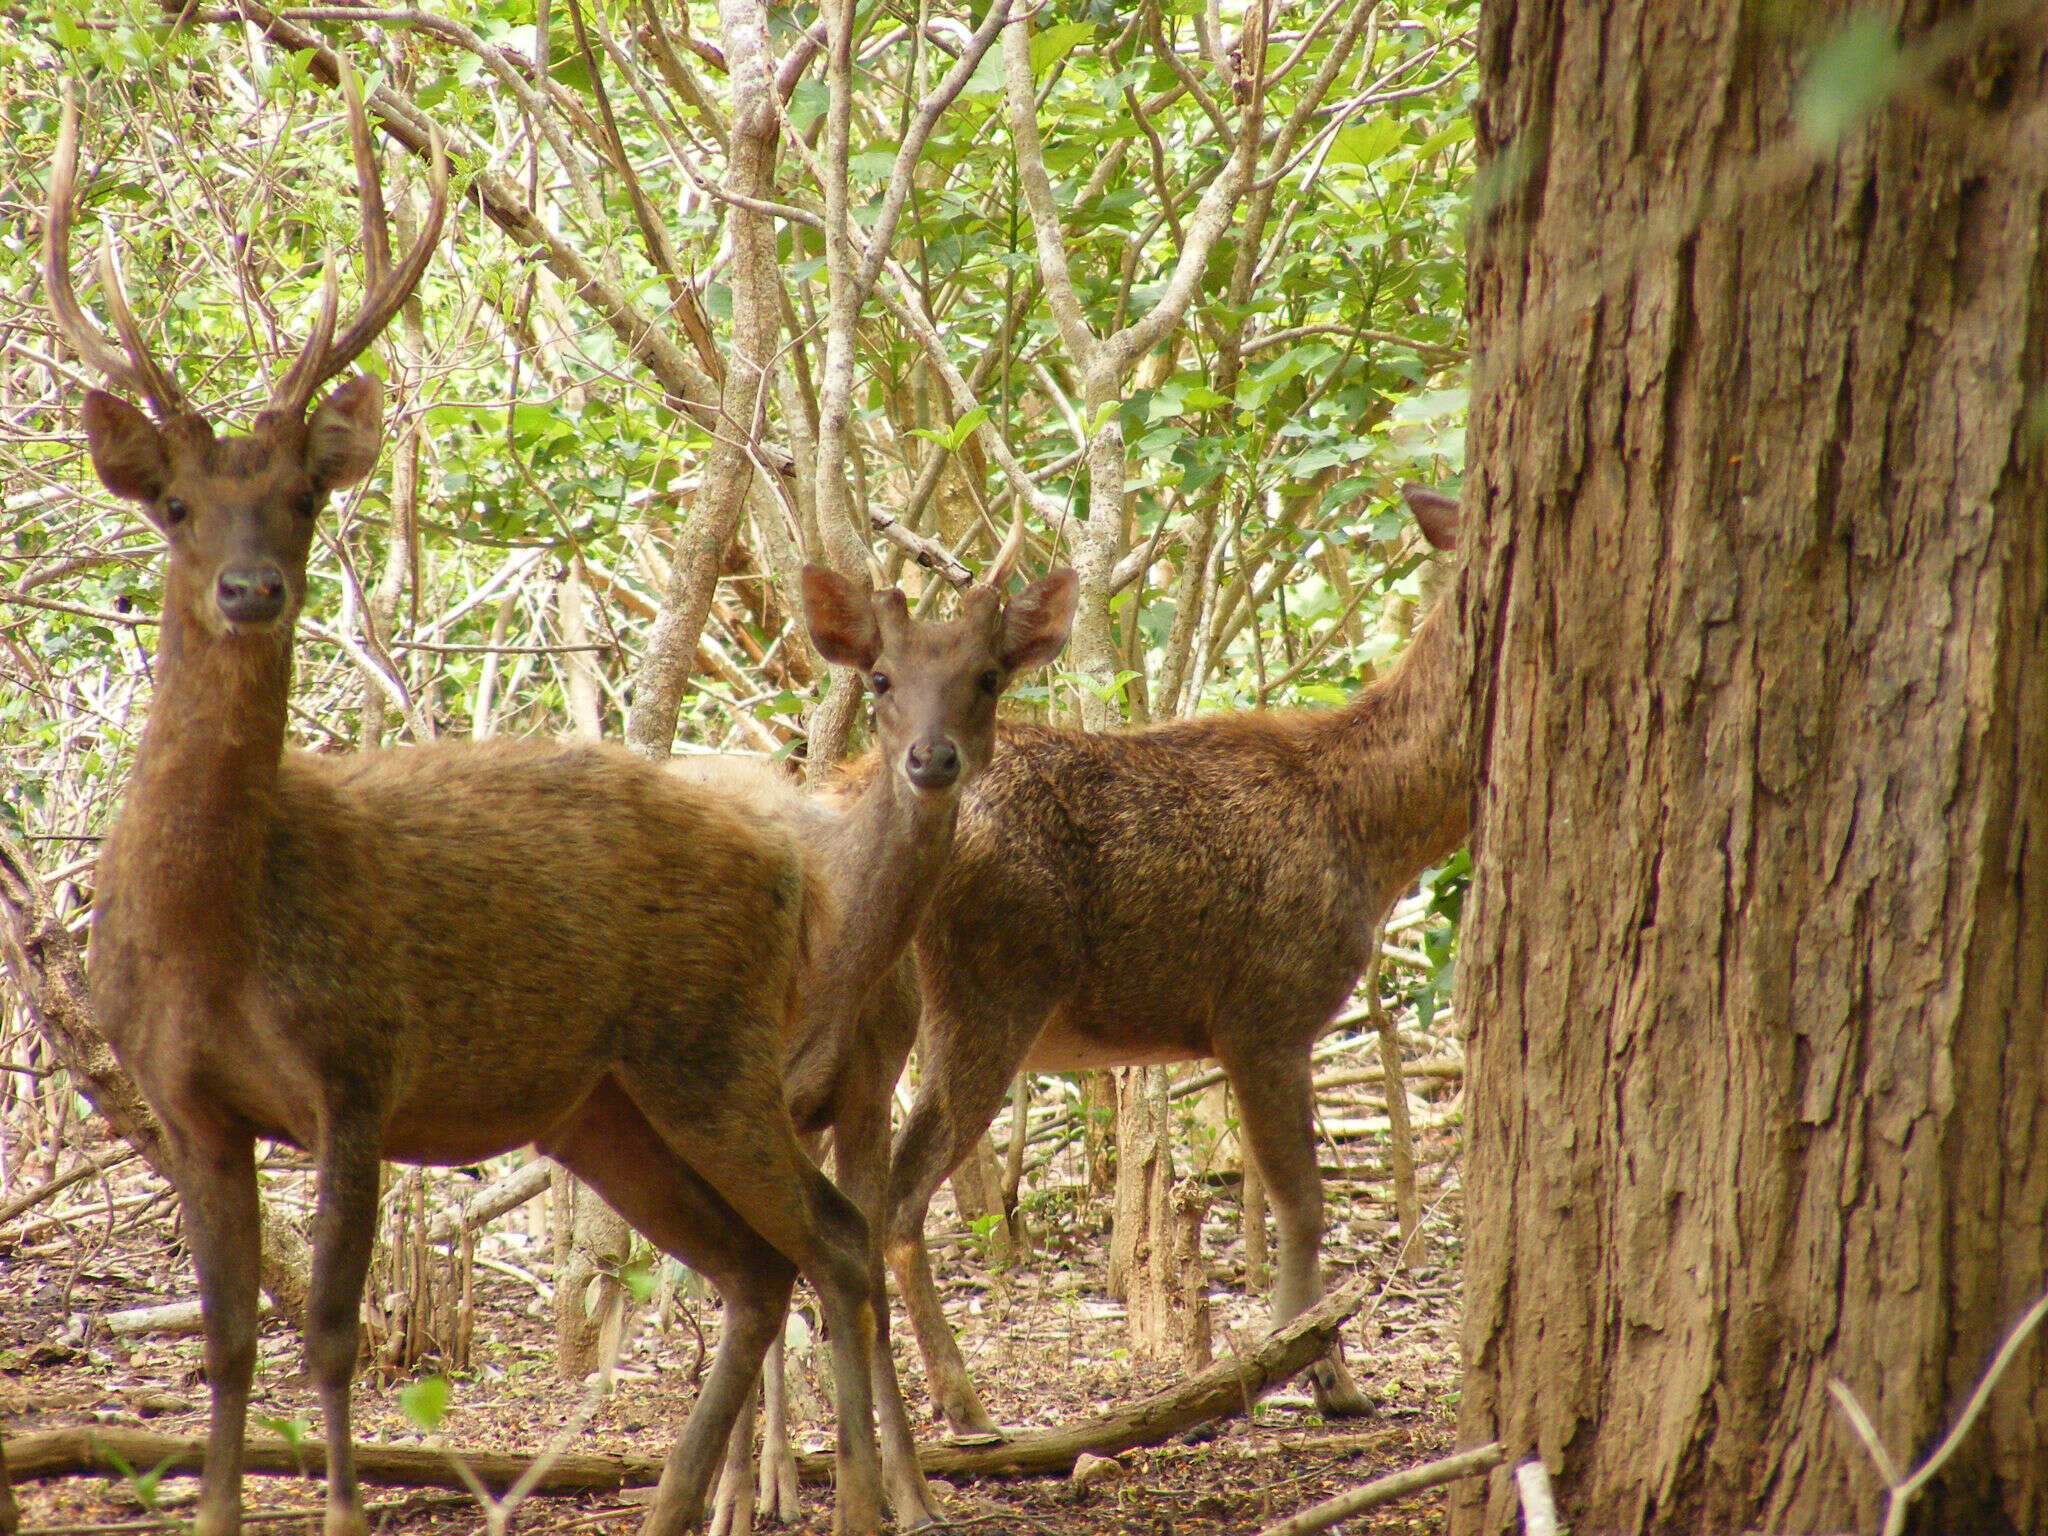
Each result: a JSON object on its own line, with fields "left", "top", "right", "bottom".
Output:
{"left": 13, "top": 1270, "right": 1377, "bottom": 1494}
{"left": 1255, "top": 1441, "right": 1506, "bottom": 1536}
{"left": 5, "top": 1427, "right": 660, "bottom": 1497}
{"left": 2, "top": 1428, "right": 18, "bottom": 1536}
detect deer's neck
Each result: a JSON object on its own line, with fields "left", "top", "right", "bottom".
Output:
{"left": 1326, "top": 599, "right": 1472, "bottom": 893}
{"left": 102, "top": 603, "right": 294, "bottom": 955}
{"left": 815, "top": 765, "right": 961, "bottom": 998}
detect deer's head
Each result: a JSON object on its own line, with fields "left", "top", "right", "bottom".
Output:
{"left": 802, "top": 521, "right": 1077, "bottom": 796}
{"left": 45, "top": 72, "right": 446, "bottom": 640}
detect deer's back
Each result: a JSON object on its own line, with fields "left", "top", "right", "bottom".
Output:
{"left": 925, "top": 716, "right": 1388, "bottom": 1064}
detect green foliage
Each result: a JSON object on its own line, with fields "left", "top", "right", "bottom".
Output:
{"left": 398, "top": 1374, "right": 452, "bottom": 1432}
{"left": 1796, "top": 12, "right": 1902, "bottom": 147}
{"left": 3, "top": 0, "right": 1475, "bottom": 969}
{"left": 102, "top": 1443, "right": 188, "bottom": 1532}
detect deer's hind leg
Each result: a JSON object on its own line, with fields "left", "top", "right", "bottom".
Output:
{"left": 608, "top": 1048, "right": 887, "bottom": 1536}
{"left": 881, "top": 993, "right": 1048, "bottom": 1442}
{"left": 1219, "top": 1027, "right": 1374, "bottom": 1417}
{"left": 541, "top": 1079, "right": 800, "bottom": 1536}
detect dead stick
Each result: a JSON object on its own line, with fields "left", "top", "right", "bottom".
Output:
{"left": 424, "top": 1160, "right": 552, "bottom": 1243}
{"left": 1364, "top": 949, "right": 1419, "bottom": 1265}
{"left": 1255, "top": 1442, "right": 1506, "bottom": 1536}
{"left": 0, "top": 1147, "right": 138, "bottom": 1228}
{"left": 14, "top": 1273, "right": 1375, "bottom": 1493}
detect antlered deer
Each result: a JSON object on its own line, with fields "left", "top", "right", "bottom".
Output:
{"left": 883, "top": 488, "right": 1465, "bottom": 1437}
{"left": 678, "top": 540, "right": 1078, "bottom": 1533}
{"left": 48, "top": 79, "right": 888, "bottom": 1536}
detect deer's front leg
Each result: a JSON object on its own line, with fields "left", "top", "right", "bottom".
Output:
{"left": 169, "top": 1121, "right": 262, "bottom": 1536}
{"left": 306, "top": 1122, "right": 384, "bottom": 1536}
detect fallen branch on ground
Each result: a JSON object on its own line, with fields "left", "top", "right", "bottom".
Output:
{"left": 424, "top": 1161, "right": 552, "bottom": 1244}
{"left": 0, "top": 1147, "right": 139, "bottom": 1230}
{"left": 14, "top": 1270, "right": 1377, "bottom": 1494}
{"left": 1255, "top": 1441, "right": 1505, "bottom": 1536}
{"left": 5, "top": 1429, "right": 659, "bottom": 1499}
{"left": 105, "top": 1299, "right": 276, "bottom": 1338}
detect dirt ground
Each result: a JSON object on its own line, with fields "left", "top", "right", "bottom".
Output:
{"left": 0, "top": 1053, "right": 1464, "bottom": 1536}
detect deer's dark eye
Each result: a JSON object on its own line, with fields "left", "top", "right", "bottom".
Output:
{"left": 978, "top": 669, "right": 1001, "bottom": 694}
{"left": 870, "top": 672, "right": 891, "bottom": 696}
{"left": 294, "top": 490, "right": 317, "bottom": 517}
{"left": 163, "top": 497, "right": 189, "bottom": 526}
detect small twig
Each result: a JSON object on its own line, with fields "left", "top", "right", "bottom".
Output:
{"left": 1830, "top": 1288, "right": 2048, "bottom": 1536}
{"left": 389, "top": 640, "right": 613, "bottom": 656}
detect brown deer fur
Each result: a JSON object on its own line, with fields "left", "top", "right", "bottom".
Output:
{"left": 880, "top": 491, "right": 1466, "bottom": 1437}
{"left": 79, "top": 381, "right": 892, "bottom": 1536}
{"left": 675, "top": 567, "right": 1077, "bottom": 1532}
{"left": 45, "top": 74, "right": 896, "bottom": 1534}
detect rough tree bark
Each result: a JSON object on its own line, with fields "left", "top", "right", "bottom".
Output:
{"left": 621, "top": 0, "right": 783, "bottom": 758}
{"left": 1451, "top": 4, "right": 2048, "bottom": 1533}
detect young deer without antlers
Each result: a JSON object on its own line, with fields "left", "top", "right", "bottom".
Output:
{"left": 677, "top": 545, "right": 1077, "bottom": 1535}
{"left": 882, "top": 488, "right": 1466, "bottom": 1439}
{"left": 50, "top": 80, "right": 888, "bottom": 1536}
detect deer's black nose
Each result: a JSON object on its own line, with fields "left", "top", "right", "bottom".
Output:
{"left": 905, "top": 739, "right": 961, "bottom": 791}
{"left": 217, "top": 564, "right": 287, "bottom": 625}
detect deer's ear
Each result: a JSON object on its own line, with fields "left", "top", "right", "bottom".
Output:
{"left": 81, "top": 390, "right": 171, "bottom": 508}
{"left": 306, "top": 374, "right": 385, "bottom": 493}
{"left": 999, "top": 568, "right": 1078, "bottom": 672}
{"left": 803, "top": 565, "right": 883, "bottom": 671}
{"left": 1399, "top": 484, "right": 1461, "bottom": 551}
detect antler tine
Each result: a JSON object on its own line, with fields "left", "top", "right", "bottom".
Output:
{"left": 981, "top": 502, "right": 1027, "bottom": 589}
{"left": 94, "top": 243, "right": 192, "bottom": 421}
{"left": 268, "top": 249, "right": 341, "bottom": 418}
{"left": 43, "top": 85, "right": 190, "bottom": 419}
{"left": 268, "top": 82, "right": 450, "bottom": 417}
{"left": 339, "top": 59, "right": 391, "bottom": 295}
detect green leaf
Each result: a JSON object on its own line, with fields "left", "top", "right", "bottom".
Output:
{"left": 399, "top": 1376, "right": 451, "bottom": 1432}
{"left": 1326, "top": 118, "right": 1405, "bottom": 169}
{"left": 944, "top": 405, "right": 990, "bottom": 451}
{"left": 621, "top": 1257, "right": 658, "bottom": 1305}
{"left": 1796, "top": 14, "right": 1901, "bottom": 148}
{"left": 1030, "top": 21, "right": 1093, "bottom": 74}
{"left": 254, "top": 1413, "right": 309, "bottom": 1449}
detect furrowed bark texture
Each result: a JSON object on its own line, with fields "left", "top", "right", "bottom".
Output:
{"left": 1452, "top": 4, "right": 2048, "bottom": 1534}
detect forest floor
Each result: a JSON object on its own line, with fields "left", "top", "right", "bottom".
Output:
{"left": 0, "top": 1043, "right": 1465, "bottom": 1536}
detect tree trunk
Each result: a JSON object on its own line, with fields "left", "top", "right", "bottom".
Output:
{"left": 1452, "top": 6, "right": 2048, "bottom": 1534}
{"left": 551, "top": 1166, "right": 631, "bottom": 1380}
{"left": 1109, "top": 1065, "right": 1181, "bottom": 1358}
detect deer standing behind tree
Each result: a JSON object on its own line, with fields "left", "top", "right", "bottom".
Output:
{"left": 47, "top": 77, "right": 891, "bottom": 1536}
{"left": 674, "top": 542, "right": 1078, "bottom": 1534}
{"left": 880, "top": 487, "right": 1466, "bottom": 1439}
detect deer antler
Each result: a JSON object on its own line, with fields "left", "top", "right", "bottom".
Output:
{"left": 268, "top": 60, "right": 450, "bottom": 419}
{"left": 43, "top": 84, "right": 192, "bottom": 421}
{"left": 980, "top": 503, "right": 1027, "bottom": 590}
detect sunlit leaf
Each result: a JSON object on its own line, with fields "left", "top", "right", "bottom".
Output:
{"left": 399, "top": 1376, "right": 451, "bottom": 1432}
{"left": 1796, "top": 14, "right": 1901, "bottom": 148}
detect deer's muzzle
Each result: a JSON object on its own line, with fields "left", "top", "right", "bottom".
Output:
{"left": 905, "top": 738, "right": 962, "bottom": 792}
{"left": 216, "top": 564, "right": 288, "bottom": 626}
